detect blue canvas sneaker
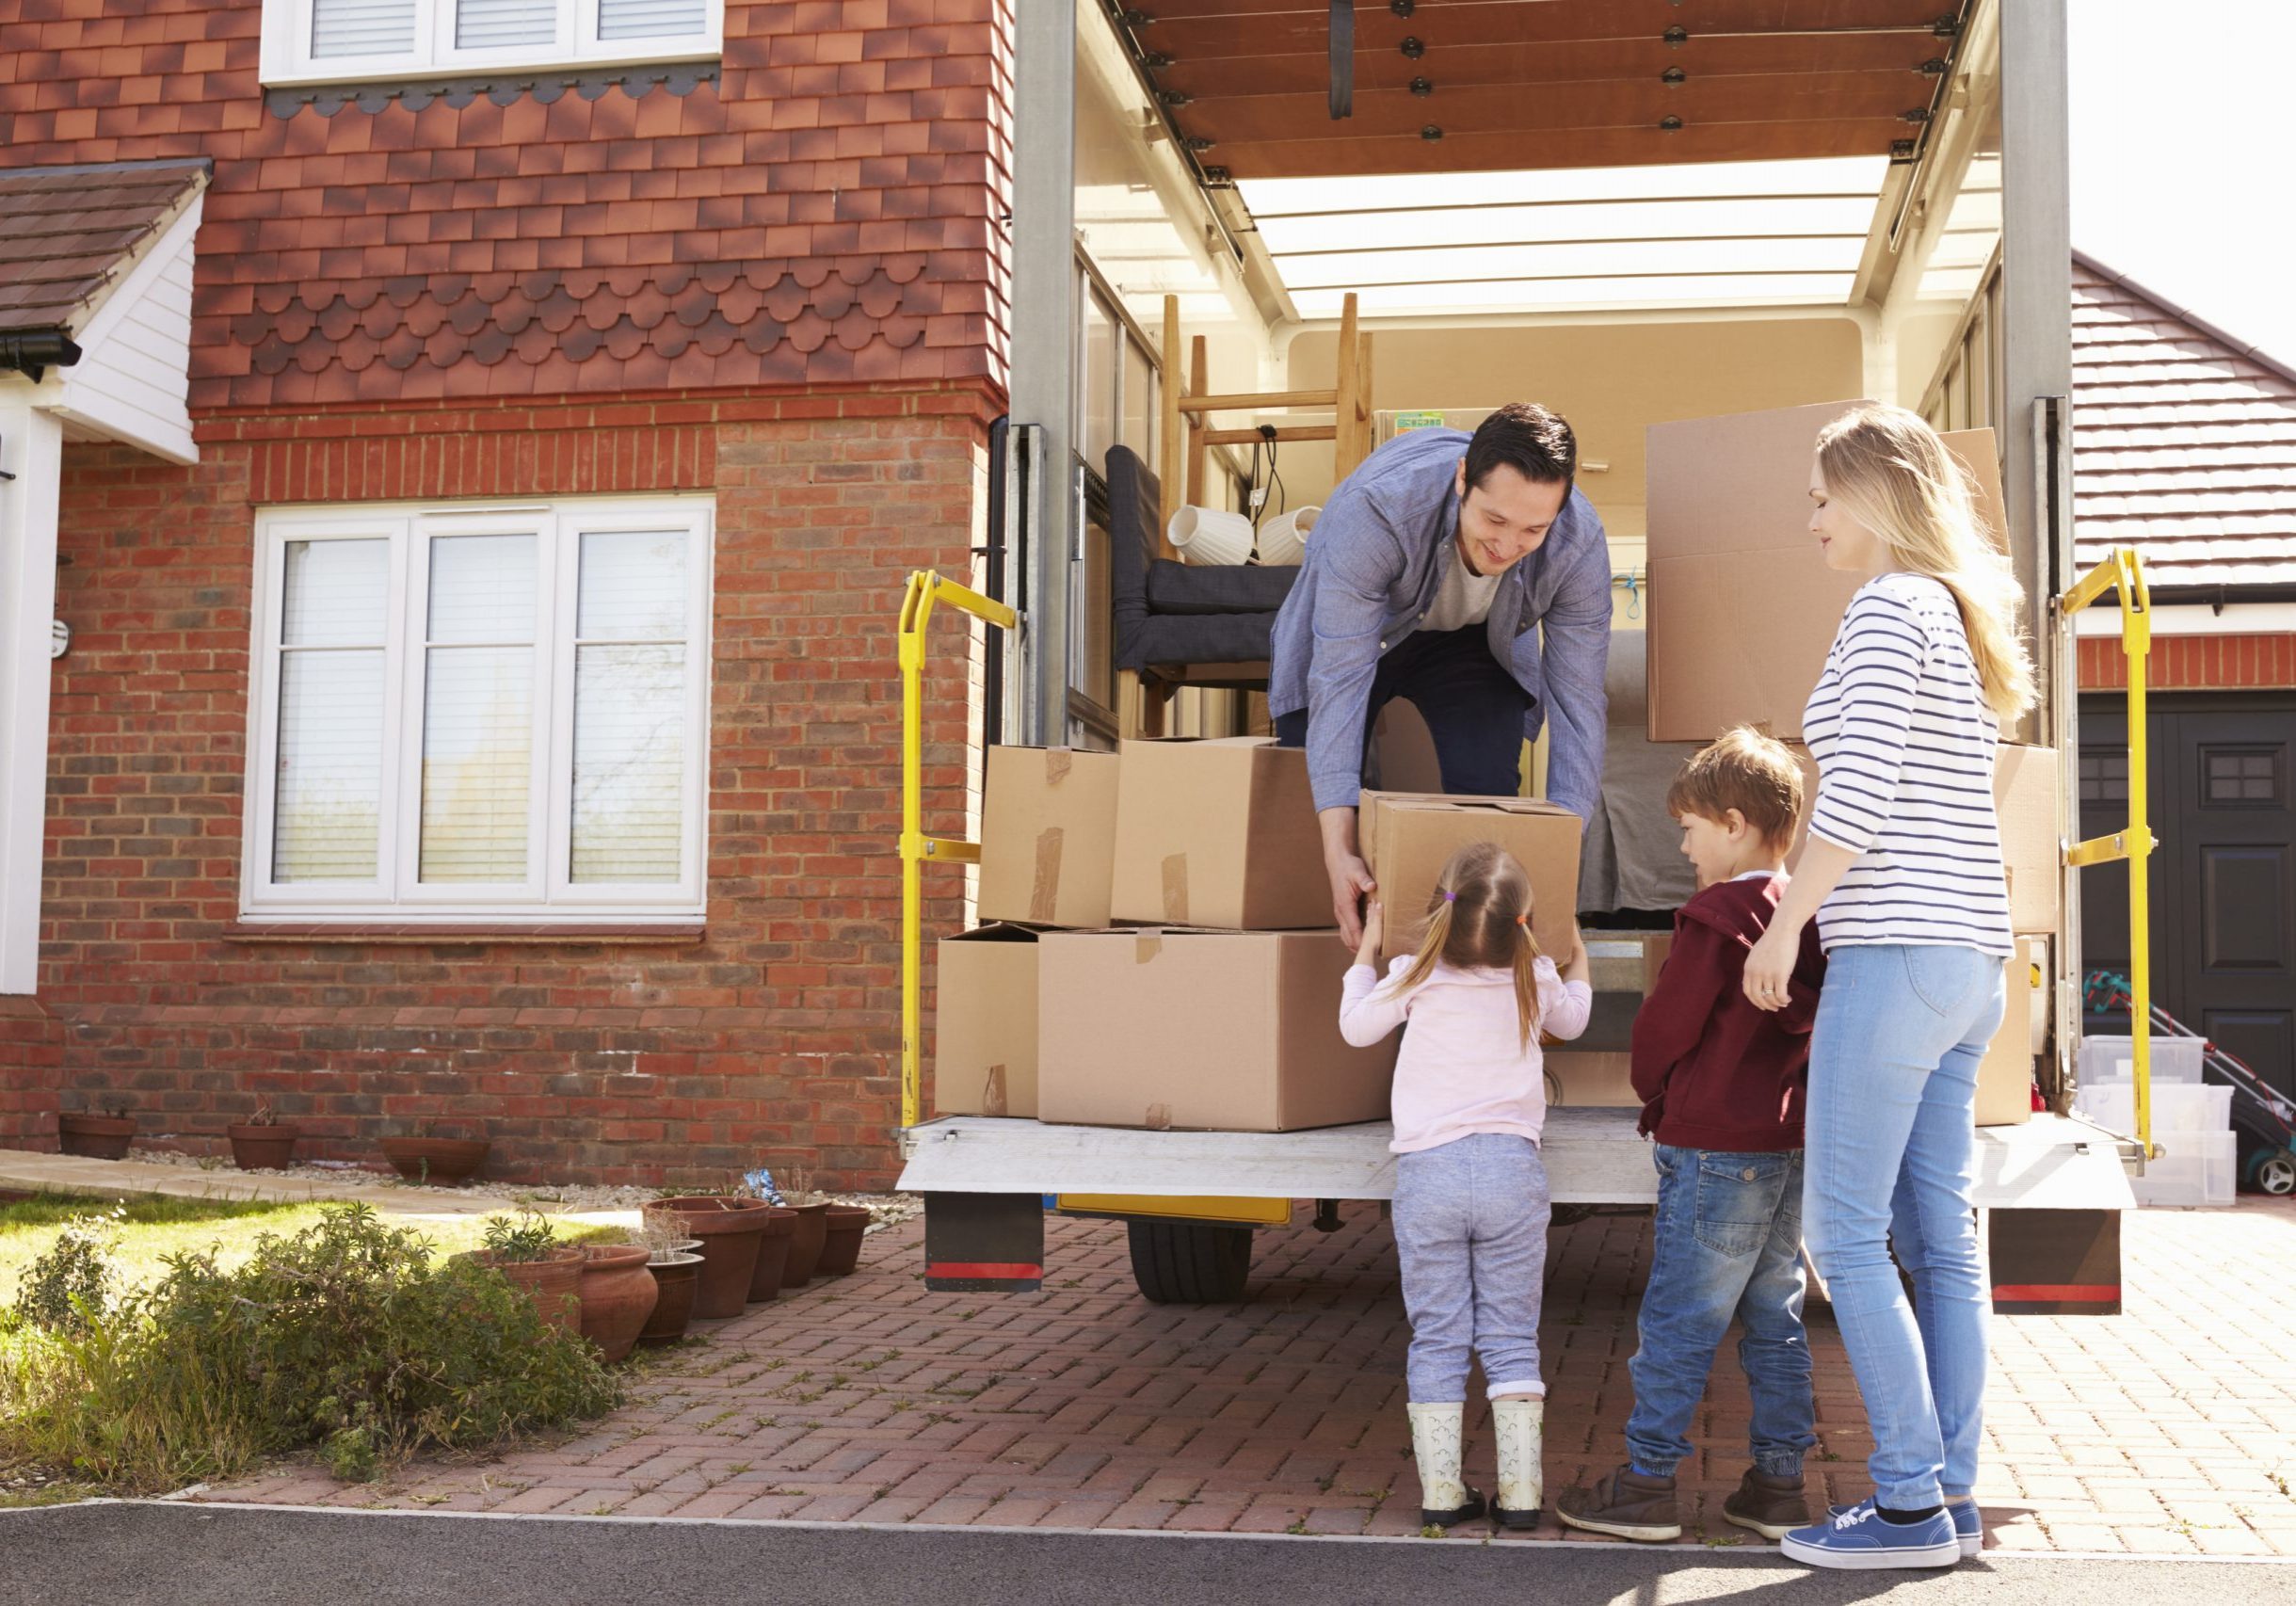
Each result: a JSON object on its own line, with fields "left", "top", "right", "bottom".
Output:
{"left": 1833, "top": 1497, "right": 1982, "bottom": 1558}
{"left": 1784, "top": 1500, "right": 1960, "bottom": 1569}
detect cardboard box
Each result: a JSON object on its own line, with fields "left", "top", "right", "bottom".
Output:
{"left": 1358, "top": 791, "right": 1583, "bottom": 961}
{"left": 1036, "top": 928, "right": 1397, "bottom": 1132}
{"left": 1785, "top": 741, "right": 2060, "bottom": 936}
{"left": 1545, "top": 1051, "right": 1641, "bottom": 1109}
{"left": 1111, "top": 737, "right": 1329, "bottom": 930}
{"left": 976, "top": 746, "right": 1120, "bottom": 929}
{"left": 1977, "top": 937, "right": 2045, "bottom": 1127}
{"left": 934, "top": 924, "right": 1042, "bottom": 1118}
{"left": 1645, "top": 401, "right": 2006, "bottom": 743}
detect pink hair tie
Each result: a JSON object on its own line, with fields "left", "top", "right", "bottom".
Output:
{"left": 1441, "top": 891, "right": 1457, "bottom": 902}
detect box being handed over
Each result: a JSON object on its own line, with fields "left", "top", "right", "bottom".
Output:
{"left": 1036, "top": 927, "right": 1398, "bottom": 1132}
{"left": 1357, "top": 791, "right": 1583, "bottom": 963}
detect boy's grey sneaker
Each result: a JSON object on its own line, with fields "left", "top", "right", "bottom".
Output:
{"left": 1832, "top": 1496, "right": 1981, "bottom": 1558}
{"left": 1786, "top": 1501, "right": 1959, "bottom": 1569}
{"left": 1722, "top": 1467, "right": 1810, "bottom": 1540}
{"left": 1554, "top": 1465, "right": 1682, "bottom": 1543}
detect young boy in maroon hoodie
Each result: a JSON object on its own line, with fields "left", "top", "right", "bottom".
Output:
{"left": 1556, "top": 727, "right": 1827, "bottom": 1545}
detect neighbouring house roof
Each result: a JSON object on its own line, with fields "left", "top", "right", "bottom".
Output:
{"left": 0, "top": 158, "right": 209, "bottom": 339}
{"left": 2073, "top": 249, "right": 2296, "bottom": 591}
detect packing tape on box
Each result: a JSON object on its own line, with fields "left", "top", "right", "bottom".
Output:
{"left": 1145, "top": 1103, "right": 1172, "bottom": 1131}
{"left": 1030, "top": 827, "right": 1064, "bottom": 923}
{"left": 1160, "top": 854, "right": 1189, "bottom": 923}
{"left": 1134, "top": 934, "right": 1161, "bottom": 964}
{"left": 982, "top": 1066, "right": 1008, "bottom": 1118}
{"left": 1046, "top": 749, "right": 1072, "bottom": 784}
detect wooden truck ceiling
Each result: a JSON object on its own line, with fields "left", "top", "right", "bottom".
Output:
{"left": 1121, "top": 0, "right": 1967, "bottom": 181}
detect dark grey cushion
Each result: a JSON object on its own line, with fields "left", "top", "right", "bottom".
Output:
{"left": 1146, "top": 557, "right": 1298, "bottom": 616}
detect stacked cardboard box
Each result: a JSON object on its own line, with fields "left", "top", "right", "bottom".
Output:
{"left": 1645, "top": 403, "right": 2054, "bottom": 1126}
{"left": 938, "top": 738, "right": 1593, "bottom": 1133}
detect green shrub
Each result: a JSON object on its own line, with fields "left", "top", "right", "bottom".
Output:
{"left": 0, "top": 1202, "right": 617, "bottom": 1491}
{"left": 9, "top": 1208, "right": 123, "bottom": 1336}
{"left": 478, "top": 1209, "right": 561, "bottom": 1262}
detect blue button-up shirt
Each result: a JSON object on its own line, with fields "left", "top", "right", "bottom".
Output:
{"left": 1267, "top": 426, "right": 1612, "bottom": 822}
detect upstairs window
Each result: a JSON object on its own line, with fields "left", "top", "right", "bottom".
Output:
{"left": 263, "top": 0, "right": 719, "bottom": 84}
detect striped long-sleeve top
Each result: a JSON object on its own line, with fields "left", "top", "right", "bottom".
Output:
{"left": 1800, "top": 571, "right": 2014, "bottom": 956}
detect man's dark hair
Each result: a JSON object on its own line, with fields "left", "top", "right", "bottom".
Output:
{"left": 1463, "top": 402, "right": 1577, "bottom": 493}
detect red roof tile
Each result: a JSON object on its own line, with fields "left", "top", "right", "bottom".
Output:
{"left": 0, "top": 156, "right": 206, "bottom": 334}
{"left": 2075, "top": 252, "right": 2296, "bottom": 589}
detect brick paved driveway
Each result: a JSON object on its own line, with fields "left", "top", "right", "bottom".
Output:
{"left": 204, "top": 1197, "right": 2296, "bottom": 1556}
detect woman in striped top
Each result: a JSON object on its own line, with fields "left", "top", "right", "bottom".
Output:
{"left": 1742, "top": 406, "right": 2036, "bottom": 1572}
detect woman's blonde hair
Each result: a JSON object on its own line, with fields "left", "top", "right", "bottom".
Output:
{"left": 1393, "top": 841, "right": 1543, "bottom": 1049}
{"left": 1816, "top": 404, "right": 2037, "bottom": 721}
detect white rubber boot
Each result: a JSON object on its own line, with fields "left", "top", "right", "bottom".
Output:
{"left": 1491, "top": 1396, "right": 1544, "bottom": 1529}
{"left": 1406, "top": 1402, "right": 1486, "bottom": 1528}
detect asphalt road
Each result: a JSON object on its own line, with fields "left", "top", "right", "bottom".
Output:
{"left": 1, "top": 1502, "right": 2288, "bottom": 1606}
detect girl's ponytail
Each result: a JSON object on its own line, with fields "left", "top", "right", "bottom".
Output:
{"left": 1392, "top": 843, "right": 1543, "bottom": 1047}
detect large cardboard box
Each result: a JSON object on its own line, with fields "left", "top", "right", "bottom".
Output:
{"left": 1545, "top": 1051, "right": 1641, "bottom": 1109}
{"left": 1111, "top": 737, "right": 1328, "bottom": 930}
{"left": 1358, "top": 792, "right": 1583, "bottom": 961}
{"left": 976, "top": 747, "right": 1120, "bottom": 929}
{"left": 1785, "top": 741, "right": 2060, "bottom": 935}
{"left": 1036, "top": 928, "right": 1398, "bottom": 1131}
{"left": 1646, "top": 400, "right": 2006, "bottom": 743}
{"left": 934, "top": 923, "right": 1043, "bottom": 1118}
{"left": 1977, "top": 937, "right": 2045, "bottom": 1127}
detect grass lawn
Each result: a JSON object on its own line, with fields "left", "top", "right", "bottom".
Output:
{"left": 0, "top": 1191, "right": 622, "bottom": 1308}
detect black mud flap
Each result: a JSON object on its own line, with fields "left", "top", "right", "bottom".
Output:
{"left": 923, "top": 1192, "right": 1044, "bottom": 1293}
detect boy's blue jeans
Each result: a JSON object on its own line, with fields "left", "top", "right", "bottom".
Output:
{"left": 1803, "top": 942, "right": 2003, "bottom": 1511}
{"left": 1625, "top": 1145, "right": 1815, "bottom": 1479}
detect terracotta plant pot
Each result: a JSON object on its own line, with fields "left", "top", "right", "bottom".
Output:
{"left": 58, "top": 1114, "right": 136, "bottom": 1161}
{"left": 636, "top": 1253, "right": 702, "bottom": 1346}
{"left": 577, "top": 1245, "right": 660, "bottom": 1363}
{"left": 781, "top": 1200, "right": 831, "bottom": 1287}
{"left": 470, "top": 1245, "right": 585, "bottom": 1334}
{"left": 746, "top": 1207, "right": 799, "bottom": 1303}
{"left": 645, "top": 1197, "right": 769, "bottom": 1320}
{"left": 378, "top": 1136, "right": 490, "bottom": 1186}
{"left": 227, "top": 1124, "right": 299, "bottom": 1171}
{"left": 816, "top": 1205, "right": 872, "bottom": 1277}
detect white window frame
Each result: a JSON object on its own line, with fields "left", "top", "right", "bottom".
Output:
{"left": 260, "top": 0, "right": 723, "bottom": 88}
{"left": 242, "top": 495, "right": 714, "bottom": 924}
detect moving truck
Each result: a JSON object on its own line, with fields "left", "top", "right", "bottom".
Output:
{"left": 897, "top": 0, "right": 2143, "bottom": 1310}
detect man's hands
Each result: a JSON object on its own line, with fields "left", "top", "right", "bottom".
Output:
{"left": 1320, "top": 807, "right": 1375, "bottom": 949}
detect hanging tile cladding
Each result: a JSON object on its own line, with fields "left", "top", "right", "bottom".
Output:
{"left": 0, "top": 0, "right": 1017, "bottom": 410}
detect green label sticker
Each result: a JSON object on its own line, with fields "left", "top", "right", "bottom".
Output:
{"left": 1391, "top": 410, "right": 1446, "bottom": 431}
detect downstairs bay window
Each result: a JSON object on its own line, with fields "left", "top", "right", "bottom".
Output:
{"left": 243, "top": 498, "right": 713, "bottom": 923}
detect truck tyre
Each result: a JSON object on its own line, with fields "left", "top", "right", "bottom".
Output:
{"left": 1128, "top": 1220, "right": 1253, "bottom": 1304}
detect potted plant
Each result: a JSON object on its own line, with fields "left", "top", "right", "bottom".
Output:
{"left": 577, "top": 1231, "right": 661, "bottom": 1364}
{"left": 465, "top": 1211, "right": 585, "bottom": 1334}
{"left": 816, "top": 1203, "right": 873, "bottom": 1278}
{"left": 58, "top": 1100, "right": 136, "bottom": 1161}
{"left": 642, "top": 1193, "right": 769, "bottom": 1321}
{"left": 735, "top": 1169, "right": 799, "bottom": 1303}
{"left": 226, "top": 1102, "right": 300, "bottom": 1171}
{"left": 635, "top": 1218, "right": 704, "bottom": 1347}
{"left": 776, "top": 1164, "right": 832, "bottom": 1289}
{"left": 378, "top": 1119, "right": 490, "bottom": 1186}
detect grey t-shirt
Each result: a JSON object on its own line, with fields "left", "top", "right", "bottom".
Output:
{"left": 1417, "top": 541, "right": 1504, "bottom": 634}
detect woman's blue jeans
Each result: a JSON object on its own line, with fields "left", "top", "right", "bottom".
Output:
{"left": 1802, "top": 942, "right": 2004, "bottom": 1510}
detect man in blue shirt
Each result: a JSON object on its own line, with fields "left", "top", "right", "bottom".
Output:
{"left": 1268, "top": 403, "right": 1612, "bottom": 945}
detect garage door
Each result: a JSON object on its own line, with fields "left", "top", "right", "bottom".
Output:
{"left": 2080, "top": 693, "right": 2296, "bottom": 1100}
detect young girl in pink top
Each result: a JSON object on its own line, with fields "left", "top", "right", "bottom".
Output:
{"left": 1340, "top": 841, "right": 1593, "bottom": 1531}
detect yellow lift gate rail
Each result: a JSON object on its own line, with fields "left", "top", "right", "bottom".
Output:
{"left": 2059, "top": 546, "right": 2159, "bottom": 1157}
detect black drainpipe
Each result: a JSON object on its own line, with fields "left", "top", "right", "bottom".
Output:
{"left": 2147, "top": 584, "right": 2296, "bottom": 614}
{"left": 0, "top": 329, "right": 83, "bottom": 382}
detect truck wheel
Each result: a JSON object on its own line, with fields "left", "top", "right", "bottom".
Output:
{"left": 1128, "top": 1220, "right": 1253, "bottom": 1304}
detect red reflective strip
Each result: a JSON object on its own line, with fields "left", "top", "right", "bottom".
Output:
{"left": 1993, "top": 1283, "right": 2119, "bottom": 1303}
{"left": 926, "top": 1261, "right": 1043, "bottom": 1279}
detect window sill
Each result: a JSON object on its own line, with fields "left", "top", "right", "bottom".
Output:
{"left": 222, "top": 922, "right": 706, "bottom": 946}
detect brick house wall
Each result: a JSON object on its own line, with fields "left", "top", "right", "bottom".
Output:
{"left": 0, "top": 0, "right": 1015, "bottom": 1186}
{"left": 2079, "top": 634, "right": 2296, "bottom": 693}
